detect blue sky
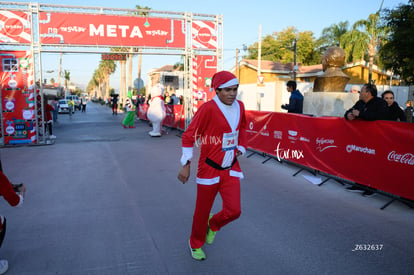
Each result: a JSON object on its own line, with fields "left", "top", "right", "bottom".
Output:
{"left": 4, "top": 0, "right": 406, "bottom": 90}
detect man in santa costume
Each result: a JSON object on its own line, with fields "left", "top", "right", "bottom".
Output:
{"left": 0, "top": 169, "right": 25, "bottom": 274}
{"left": 177, "top": 71, "right": 246, "bottom": 261}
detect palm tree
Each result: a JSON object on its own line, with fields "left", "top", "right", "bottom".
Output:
{"left": 64, "top": 70, "right": 70, "bottom": 97}
{"left": 99, "top": 60, "right": 116, "bottom": 99}
{"left": 352, "top": 12, "right": 387, "bottom": 83}
{"left": 318, "top": 21, "right": 350, "bottom": 49}
{"left": 92, "top": 69, "right": 105, "bottom": 99}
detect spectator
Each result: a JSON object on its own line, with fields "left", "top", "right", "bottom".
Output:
{"left": 45, "top": 101, "right": 56, "bottom": 139}
{"left": 52, "top": 98, "right": 59, "bottom": 123}
{"left": 164, "top": 91, "right": 171, "bottom": 105}
{"left": 0, "top": 168, "right": 26, "bottom": 275}
{"left": 350, "top": 85, "right": 360, "bottom": 93}
{"left": 177, "top": 71, "right": 247, "bottom": 261}
{"left": 344, "top": 83, "right": 388, "bottom": 196}
{"left": 281, "top": 80, "right": 303, "bottom": 114}
{"left": 169, "top": 93, "right": 179, "bottom": 105}
{"left": 382, "top": 90, "right": 406, "bottom": 122}
{"left": 344, "top": 83, "right": 388, "bottom": 121}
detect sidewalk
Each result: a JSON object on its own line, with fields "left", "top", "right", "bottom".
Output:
{"left": 0, "top": 102, "right": 413, "bottom": 275}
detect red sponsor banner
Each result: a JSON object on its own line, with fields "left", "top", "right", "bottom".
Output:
{"left": 39, "top": 12, "right": 185, "bottom": 47}
{"left": 192, "top": 21, "right": 217, "bottom": 49}
{"left": 137, "top": 106, "right": 414, "bottom": 200}
{"left": 192, "top": 55, "right": 217, "bottom": 112}
{"left": 245, "top": 111, "right": 414, "bottom": 201}
{"left": 0, "top": 11, "right": 32, "bottom": 43}
{"left": 1, "top": 51, "right": 36, "bottom": 145}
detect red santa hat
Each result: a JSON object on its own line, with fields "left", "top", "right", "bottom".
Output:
{"left": 211, "top": 71, "right": 239, "bottom": 90}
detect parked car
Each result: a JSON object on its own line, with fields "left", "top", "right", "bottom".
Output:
{"left": 66, "top": 95, "right": 81, "bottom": 110}
{"left": 58, "top": 99, "right": 70, "bottom": 114}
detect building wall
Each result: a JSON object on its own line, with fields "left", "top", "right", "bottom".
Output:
{"left": 238, "top": 63, "right": 398, "bottom": 87}
{"left": 343, "top": 66, "right": 397, "bottom": 85}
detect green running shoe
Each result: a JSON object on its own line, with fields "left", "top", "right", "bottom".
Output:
{"left": 189, "top": 240, "right": 206, "bottom": 261}
{"left": 206, "top": 214, "right": 217, "bottom": 245}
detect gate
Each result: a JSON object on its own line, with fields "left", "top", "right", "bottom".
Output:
{"left": 0, "top": 2, "right": 223, "bottom": 145}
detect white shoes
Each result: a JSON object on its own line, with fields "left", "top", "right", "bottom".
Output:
{"left": 0, "top": 259, "right": 8, "bottom": 274}
{"left": 49, "top": 135, "right": 57, "bottom": 139}
{"left": 148, "top": 131, "right": 161, "bottom": 137}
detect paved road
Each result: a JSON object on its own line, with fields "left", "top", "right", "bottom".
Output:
{"left": 0, "top": 102, "right": 413, "bottom": 275}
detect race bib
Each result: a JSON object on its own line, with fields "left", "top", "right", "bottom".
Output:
{"left": 222, "top": 131, "right": 238, "bottom": 151}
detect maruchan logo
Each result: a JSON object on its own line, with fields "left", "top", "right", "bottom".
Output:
{"left": 346, "top": 144, "right": 375, "bottom": 155}
{"left": 388, "top": 151, "right": 414, "bottom": 165}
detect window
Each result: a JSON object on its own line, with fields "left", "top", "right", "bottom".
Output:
{"left": 3, "top": 58, "right": 18, "bottom": 72}
{"left": 163, "top": 75, "right": 177, "bottom": 84}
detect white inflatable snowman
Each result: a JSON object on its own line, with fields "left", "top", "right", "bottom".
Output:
{"left": 147, "top": 84, "right": 166, "bottom": 137}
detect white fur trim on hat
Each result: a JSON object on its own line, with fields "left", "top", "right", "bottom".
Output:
{"left": 218, "top": 78, "right": 239, "bottom": 89}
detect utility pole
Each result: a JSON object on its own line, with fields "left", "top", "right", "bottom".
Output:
{"left": 258, "top": 24, "right": 262, "bottom": 84}
{"left": 293, "top": 39, "right": 297, "bottom": 82}
{"left": 235, "top": 48, "right": 239, "bottom": 78}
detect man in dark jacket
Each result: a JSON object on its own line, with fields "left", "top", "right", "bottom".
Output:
{"left": 281, "top": 80, "right": 303, "bottom": 114}
{"left": 381, "top": 90, "right": 406, "bottom": 122}
{"left": 344, "top": 83, "right": 388, "bottom": 121}
{"left": 344, "top": 83, "right": 389, "bottom": 197}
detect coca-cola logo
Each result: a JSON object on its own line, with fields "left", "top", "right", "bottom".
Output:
{"left": 388, "top": 151, "right": 414, "bottom": 165}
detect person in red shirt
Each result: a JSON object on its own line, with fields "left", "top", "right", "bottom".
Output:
{"left": 177, "top": 71, "right": 247, "bottom": 261}
{"left": 45, "top": 102, "right": 56, "bottom": 139}
{"left": 0, "top": 169, "right": 26, "bottom": 274}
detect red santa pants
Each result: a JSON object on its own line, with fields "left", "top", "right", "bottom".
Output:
{"left": 190, "top": 171, "right": 241, "bottom": 249}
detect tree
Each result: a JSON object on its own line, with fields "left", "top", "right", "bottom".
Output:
{"left": 379, "top": 1, "right": 414, "bottom": 84}
{"left": 352, "top": 12, "right": 387, "bottom": 83}
{"left": 317, "top": 21, "right": 365, "bottom": 63}
{"left": 244, "top": 27, "right": 320, "bottom": 65}
{"left": 99, "top": 60, "right": 116, "bottom": 98}
{"left": 318, "top": 21, "right": 350, "bottom": 49}
{"left": 64, "top": 70, "right": 70, "bottom": 96}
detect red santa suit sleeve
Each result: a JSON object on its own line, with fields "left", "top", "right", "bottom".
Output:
{"left": 0, "top": 171, "right": 23, "bottom": 207}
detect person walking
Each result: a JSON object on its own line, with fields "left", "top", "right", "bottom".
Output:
{"left": 67, "top": 98, "right": 75, "bottom": 118}
{"left": 81, "top": 97, "right": 87, "bottom": 112}
{"left": 0, "top": 157, "right": 26, "bottom": 275}
{"left": 122, "top": 91, "right": 136, "bottom": 128}
{"left": 111, "top": 93, "right": 118, "bottom": 115}
{"left": 177, "top": 71, "right": 247, "bottom": 261}
{"left": 281, "top": 80, "right": 303, "bottom": 114}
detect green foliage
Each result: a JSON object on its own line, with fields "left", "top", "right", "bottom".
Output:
{"left": 379, "top": 1, "right": 414, "bottom": 84}
{"left": 244, "top": 26, "right": 321, "bottom": 65}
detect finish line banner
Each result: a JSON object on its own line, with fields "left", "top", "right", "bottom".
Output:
{"left": 245, "top": 111, "right": 414, "bottom": 201}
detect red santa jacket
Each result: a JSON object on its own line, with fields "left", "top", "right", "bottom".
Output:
{"left": 181, "top": 97, "right": 247, "bottom": 185}
{"left": 0, "top": 171, "right": 22, "bottom": 207}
